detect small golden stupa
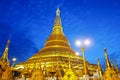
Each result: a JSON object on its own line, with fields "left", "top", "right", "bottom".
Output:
{"left": 103, "top": 48, "right": 120, "bottom": 80}
{"left": 0, "top": 39, "right": 13, "bottom": 80}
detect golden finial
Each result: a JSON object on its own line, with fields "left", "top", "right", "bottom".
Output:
{"left": 98, "top": 58, "right": 102, "bottom": 69}
{"left": 98, "top": 58, "right": 103, "bottom": 75}
{"left": 7, "top": 39, "right": 10, "bottom": 47}
{"left": 104, "top": 48, "right": 112, "bottom": 69}
{"left": 98, "top": 58, "right": 101, "bottom": 68}
{"left": 52, "top": 7, "right": 63, "bottom": 35}
{"left": 104, "top": 48, "right": 106, "bottom": 52}
{"left": 0, "top": 38, "right": 11, "bottom": 64}
{"left": 104, "top": 48, "right": 106, "bottom": 50}
{"left": 98, "top": 58, "right": 100, "bottom": 64}
{"left": 7, "top": 34, "right": 11, "bottom": 46}
{"left": 104, "top": 48, "right": 107, "bottom": 58}
{"left": 56, "top": 7, "right": 60, "bottom": 16}
{"left": 110, "top": 60, "right": 115, "bottom": 70}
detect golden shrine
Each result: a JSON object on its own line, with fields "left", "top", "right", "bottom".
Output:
{"left": 15, "top": 8, "right": 98, "bottom": 78}
{"left": 0, "top": 8, "right": 120, "bottom": 80}
{"left": 0, "top": 39, "right": 13, "bottom": 80}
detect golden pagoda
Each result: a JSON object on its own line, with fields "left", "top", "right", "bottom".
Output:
{"left": 0, "top": 39, "right": 13, "bottom": 80}
{"left": 15, "top": 8, "right": 98, "bottom": 78}
{"left": 103, "top": 48, "right": 120, "bottom": 80}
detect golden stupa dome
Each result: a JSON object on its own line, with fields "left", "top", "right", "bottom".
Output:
{"left": 30, "top": 8, "right": 75, "bottom": 60}
{"left": 15, "top": 8, "right": 97, "bottom": 77}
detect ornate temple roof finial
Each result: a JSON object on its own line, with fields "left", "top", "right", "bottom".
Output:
{"left": 104, "top": 48, "right": 111, "bottom": 69}
{"left": 1, "top": 39, "right": 10, "bottom": 65}
{"left": 104, "top": 48, "right": 106, "bottom": 52}
{"left": 7, "top": 39, "right": 10, "bottom": 47}
{"left": 97, "top": 58, "right": 103, "bottom": 75}
{"left": 104, "top": 48, "right": 108, "bottom": 58}
{"left": 110, "top": 60, "right": 115, "bottom": 70}
{"left": 98, "top": 58, "right": 101, "bottom": 68}
{"left": 54, "top": 7, "right": 61, "bottom": 26}
{"left": 56, "top": 7, "right": 60, "bottom": 16}
{"left": 52, "top": 7, "right": 64, "bottom": 35}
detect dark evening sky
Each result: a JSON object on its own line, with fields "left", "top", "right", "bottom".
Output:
{"left": 0, "top": 0, "right": 120, "bottom": 65}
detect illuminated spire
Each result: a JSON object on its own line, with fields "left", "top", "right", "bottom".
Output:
{"left": 1, "top": 39, "right": 10, "bottom": 64}
{"left": 104, "top": 48, "right": 111, "bottom": 69}
{"left": 97, "top": 58, "right": 103, "bottom": 75}
{"left": 54, "top": 7, "right": 61, "bottom": 26}
{"left": 52, "top": 7, "right": 64, "bottom": 35}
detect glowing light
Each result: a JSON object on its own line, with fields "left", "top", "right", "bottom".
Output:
{"left": 12, "top": 58, "right": 16, "bottom": 62}
{"left": 84, "top": 39, "right": 90, "bottom": 46}
{"left": 75, "top": 40, "right": 81, "bottom": 47}
{"left": 76, "top": 52, "right": 79, "bottom": 55}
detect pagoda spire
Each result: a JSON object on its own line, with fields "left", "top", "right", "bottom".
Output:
{"left": 54, "top": 7, "right": 61, "bottom": 26}
{"left": 104, "top": 48, "right": 111, "bottom": 69}
{"left": 114, "top": 58, "right": 119, "bottom": 73}
{"left": 52, "top": 7, "right": 64, "bottom": 35}
{"left": 1, "top": 39, "right": 10, "bottom": 64}
{"left": 97, "top": 58, "right": 103, "bottom": 75}
{"left": 110, "top": 60, "right": 115, "bottom": 70}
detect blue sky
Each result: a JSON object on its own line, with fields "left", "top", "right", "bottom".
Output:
{"left": 0, "top": 0, "right": 120, "bottom": 65}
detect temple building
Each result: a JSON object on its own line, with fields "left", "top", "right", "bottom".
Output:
{"left": 14, "top": 8, "right": 98, "bottom": 79}
{"left": 0, "top": 8, "right": 120, "bottom": 80}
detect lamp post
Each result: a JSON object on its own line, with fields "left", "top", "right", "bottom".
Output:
{"left": 75, "top": 39, "right": 90, "bottom": 77}
{"left": 75, "top": 39, "right": 90, "bottom": 59}
{"left": 12, "top": 57, "right": 16, "bottom": 67}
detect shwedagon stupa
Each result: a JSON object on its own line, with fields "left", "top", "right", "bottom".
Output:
{"left": 15, "top": 8, "right": 97, "bottom": 77}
